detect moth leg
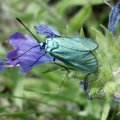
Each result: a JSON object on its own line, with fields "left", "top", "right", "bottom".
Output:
{"left": 53, "top": 59, "right": 70, "bottom": 92}
{"left": 41, "top": 58, "right": 70, "bottom": 93}
{"left": 53, "top": 58, "right": 56, "bottom": 62}
{"left": 54, "top": 62, "right": 70, "bottom": 73}
{"left": 53, "top": 57, "right": 70, "bottom": 73}
{"left": 42, "top": 58, "right": 70, "bottom": 93}
{"left": 41, "top": 58, "right": 69, "bottom": 73}
{"left": 40, "top": 69, "right": 69, "bottom": 95}
{"left": 41, "top": 58, "right": 60, "bottom": 73}
{"left": 57, "top": 70, "right": 70, "bottom": 93}
{"left": 80, "top": 73, "right": 92, "bottom": 100}
{"left": 41, "top": 66, "right": 56, "bottom": 73}
{"left": 80, "top": 73, "right": 106, "bottom": 100}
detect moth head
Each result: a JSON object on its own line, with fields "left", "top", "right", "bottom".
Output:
{"left": 40, "top": 41, "right": 46, "bottom": 49}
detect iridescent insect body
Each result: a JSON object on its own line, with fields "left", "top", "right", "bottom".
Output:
{"left": 34, "top": 23, "right": 98, "bottom": 73}
{"left": 40, "top": 36, "right": 98, "bottom": 73}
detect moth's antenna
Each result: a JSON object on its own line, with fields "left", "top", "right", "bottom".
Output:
{"left": 16, "top": 18, "right": 40, "bottom": 43}
{"left": 104, "top": 0, "right": 112, "bottom": 8}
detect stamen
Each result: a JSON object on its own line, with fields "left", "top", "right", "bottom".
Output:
{"left": 12, "top": 45, "right": 40, "bottom": 61}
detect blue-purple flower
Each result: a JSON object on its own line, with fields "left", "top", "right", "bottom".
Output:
{"left": 0, "top": 23, "right": 61, "bottom": 73}
{"left": 108, "top": 2, "right": 120, "bottom": 34}
{"left": 6, "top": 32, "right": 54, "bottom": 73}
{"left": 34, "top": 23, "right": 61, "bottom": 37}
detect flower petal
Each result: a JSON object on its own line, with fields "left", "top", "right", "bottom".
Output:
{"left": 9, "top": 32, "right": 38, "bottom": 50}
{"left": 34, "top": 24, "right": 61, "bottom": 37}
{"left": 108, "top": 2, "right": 120, "bottom": 34}
{"left": 7, "top": 32, "right": 54, "bottom": 72}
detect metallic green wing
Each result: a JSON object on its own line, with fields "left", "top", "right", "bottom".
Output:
{"left": 46, "top": 37, "right": 98, "bottom": 72}
{"left": 47, "top": 37, "right": 98, "bottom": 51}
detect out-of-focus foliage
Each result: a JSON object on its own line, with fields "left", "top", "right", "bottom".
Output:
{"left": 0, "top": 0, "right": 120, "bottom": 120}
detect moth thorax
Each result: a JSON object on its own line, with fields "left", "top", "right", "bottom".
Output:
{"left": 45, "top": 40, "right": 59, "bottom": 52}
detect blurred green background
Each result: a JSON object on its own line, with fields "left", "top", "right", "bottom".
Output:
{"left": 0, "top": 0, "right": 120, "bottom": 120}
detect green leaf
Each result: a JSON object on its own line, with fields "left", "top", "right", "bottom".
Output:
{"left": 69, "top": 5, "right": 92, "bottom": 32}
{"left": 13, "top": 79, "right": 25, "bottom": 110}
{"left": 56, "top": 0, "right": 108, "bottom": 15}
{"left": 80, "top": 27, "right": 85, "bottom": 37}
{"left": 101, "top": 102, "right": 111, "bottom": 120}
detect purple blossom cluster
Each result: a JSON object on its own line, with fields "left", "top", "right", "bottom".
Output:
{"left": 0, "top": 23, "right": 59, "bottom": 73}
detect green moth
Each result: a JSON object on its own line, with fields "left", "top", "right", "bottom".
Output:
{"left": 2, "top": 18, "right": 98, "bottom": 74}
{"left": 34, "top": 24, "right": 98, "bottom": 73}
